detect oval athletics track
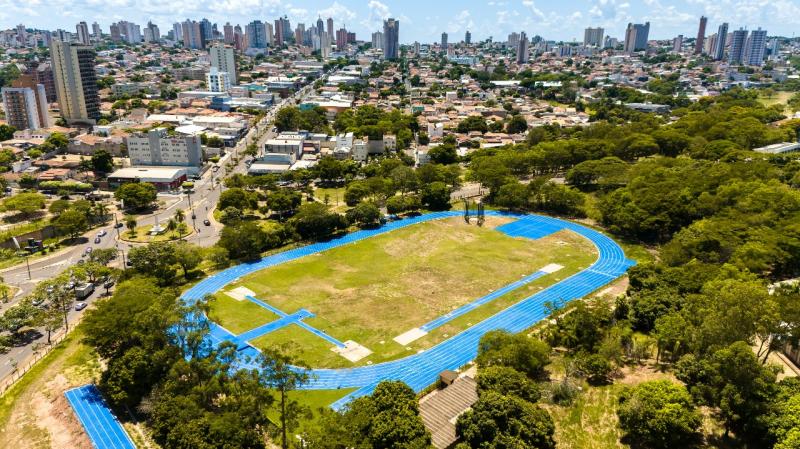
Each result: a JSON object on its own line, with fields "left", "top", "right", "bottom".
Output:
{"left": 181, "top": 211, "right": 636, "bottom": 409}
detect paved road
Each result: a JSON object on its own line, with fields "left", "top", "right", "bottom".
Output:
{"left": 0, "top": 74, "right": 323, "bottom": 386}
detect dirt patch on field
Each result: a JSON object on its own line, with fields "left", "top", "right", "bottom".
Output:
{"left": 616, "top": 363, "right": 677, "bottom": 385}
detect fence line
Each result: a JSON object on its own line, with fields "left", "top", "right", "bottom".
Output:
{"left": 0, "top": 329, "right": 69, "bottom": 395}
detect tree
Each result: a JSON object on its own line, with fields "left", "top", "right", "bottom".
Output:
{"left": 54, "top": 209, "right": 89, "bottom": 240}
{"left": 173, "top": 242, "right": 202, "bottom": 278}
{"left": 617, "top": 380, "right": 701, "bottom": 449}
{"left": 306, "top": 381, "right": 431, "bottom": 449}
{"left": 89, "top": 248, "right": 117, "bottom": 266}
{"left": 576, "top": 353, "right": 614, "bottom": 385}
{"left": 115, "top": 182, "right": 157, "bottom": 210}
{"left": 3, "top": 192, "right": 45, "bottom": 217}
{"left": 0, "top": 124, "right": 16, "bottom": 141}
{"left": 506, "top": 115, "right": 528, "bottom": 134}
{"left": 421, "top": 181, "right": 451, "bottom": 211}
{"left": 125, "top": 215, "right": 137, "bottom": 236}
{"left": 290, "top": 203, "right": 347, "bottom": 241}
{"left": 218, "top": 188, "right": 256, "bottom": 211}
{"left": 476, "top": 330, "right": 550, "bottom": 378}
{"left": 266, "top": 190, "right": 301, "bottom": 219}
{"left": 346, "top": 201, "right": 382, "bottom": 228}
{"left": 477, "top": 366, "right": 541, "bottom": 403}
{"left": 91, "top": 149, "right": 114, "bottom": 173}
{"left": 258, "top": 349, "right": 309, "bottom": 449}
{"left": 428, "top": 144, "right": 458, "bottom": 165}
{"left": 456, "top": 391, "right": 555, "bottom": 449}
{"left": 128, "top": 243, "right": 178, "bottom": 285}
{"left": 218, "top": 221, "right": 283, "bottom": 260}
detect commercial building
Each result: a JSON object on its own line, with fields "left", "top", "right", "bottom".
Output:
{"left": 126, "top": 127, "right": 203, "bottom": 167}
{"left": 465, "top": 30, "right": 471, "bottom": 44}
{"left": 383, "top": 18, "right": 399, "bottom": 59}
{"left": 624, "top": 22, "right": 650, "bottom": 53}
{"left": 50, "top": 40, "right": 100, "bottom": 125}
{"left": 108, "top": 166, "right": 188, "bottom": 191}
{"left": 209, "top": 43, "right": 237, "bottom": 84}
{"left": 673, "top": 35, "right": 683, "bottom": 53}
{"left": 1, "top": 75, "right": 51, "bottom": 130}
{"left": 371, "top": 31, "right": 383, "bottom": 50}
{"left": 583, "top": 27, "right": 604, "bottom": 47}
{"left": 441, "top": 32, "right": 448, "bottom": 51}
{"left": 695, "top": 16, "right": 707, "bottom": 54}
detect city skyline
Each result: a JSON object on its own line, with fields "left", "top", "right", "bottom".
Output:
{"left": 1, "top": 0, "right": 797, "bottom": 44}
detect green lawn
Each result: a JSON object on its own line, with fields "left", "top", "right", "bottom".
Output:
{"left": 222, "top": 217, "right": 598, "bottom": 368}
{"left": 759, "top": 91, "right": 794, "bottom": 113}
{"left": 122, "top": 223, "right": 193, "bottom": 243}
{"left": 208, "top": 293, "right": 279, "bottom": 334}
{"left": 313, "top": 187, "right": 347, "bottom": 212}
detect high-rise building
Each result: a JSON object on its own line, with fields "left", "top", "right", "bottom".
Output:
{"left": 372, "top": 31, "right": 384, "bottom": 50}
{"left": 109, "top": 23, "right": 121, "bottom": 41}
{"left": 383, "top": 18, "right": 399, "bottom": 59}
{"left": 320, "top": 31, "right": 331, "bottom": 58}
{"left": 295, "top": 23, "right": 305, "bottom": 46}
{"left": 713, "top": 23, "right": 728, "bottom": 60}
{"left": 91, "top": 22, "right": 102, "bottom": 40}
{"left": 206, "top": 68, "right": 231, "bottom": 92}
{"left": 245, "top": 20, "right": 267, "bottom": 49}
{"left": 316, "top": 17, "right": 324, "bottom": 37}
{"left": 209, "top": 43, "right": 237, "bottom": 84}
{"left": 465, "top": 30, "right": 471, "bottom": 44}
{"left": 144, "top": 22, "right": 160, "bottom": 43}
{"left": 265, "top": 22, "right": 274, "bottom": 46}
{"left": 336, "top": 27, "right": 348, "bottom": 50}
{"left": 223, "top": 23, "right": 234, "bottom": 44}
{"left": 508, "top": 32, "right": 520, "bottom": 49}
{"left": 744, "top": 28, "right": 767, "bottom": 66}
{"left": 624, "top": 22, "right": 650, "bottom": 52}
{"left": 172, "top": 22, "right": 183, "bottom": 42}
{"left": 673, "top": 35, "right": 683, "bottom": 53}
{"left": 516, "top": 31, "right": 529, "bottom": 63}
{"left": 728, "top": 28, "right": 748, "bottom": 65}
{"left": 75, "top": 22, "right": 90, "bottom": 45}
{"left": 181, "top": 19, "right": 204, "bottom": 49}
{"left": 326, "top": 18, "right": 334, "bottom": 38}
{"left": 199, "top": 18, "right": 213, "bottom": 46}
{"left": 50, "top": 40, "right": 100, "bottom": 125}
{"left": 116, "top": 21, "right": 142, "bottom": 44}
{"left": 27, "top": 63, "right": 57, "bottom": 103}
{"left": 695, "top": 16, "right": 707, "bottom": 54}
{"left": 441, "top": 32, "right": 448, "bottom": 51}
{"left": 126, "top": 128, "right": 202, "bottom": 167}
{"left": 2, "top": 75, "right": 51, "bottom": 130}
{"left": 583, "top": 27, "right": 604, "bottom": 47}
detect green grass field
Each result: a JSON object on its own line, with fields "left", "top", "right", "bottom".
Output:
{"left": 215, "top": 217, "right": 598, "bottom": 368}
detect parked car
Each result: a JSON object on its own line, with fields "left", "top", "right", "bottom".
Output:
{"left": 97, "top": 230, "right": 107, "bottom": 237}
{"left": 83, "top": 247, "right": 93, "bottom": 256}
{"left": 74, "top": 302, "right": 88, "bottom": 311}
{"left": 114, "top": 222, "right": 124, "bottom": 229}
{"left": 94, "top": 237, "right": 101, "bottom": 244}
{"left": 203, "top": 219, "right": 211, "bottom": 226}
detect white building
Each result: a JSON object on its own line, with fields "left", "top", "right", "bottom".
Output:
{"left": 126, "top": 127, "right": 203, "bottom": 168}
{"left": 209, "top": 43, "right": 237, "bottom": 84}
{"left": 206, "top": 68, "right": 231, "bottom": 93}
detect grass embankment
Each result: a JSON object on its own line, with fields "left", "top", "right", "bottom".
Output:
{"left": 216, "top": 216, "right": 597, "bottom": 368}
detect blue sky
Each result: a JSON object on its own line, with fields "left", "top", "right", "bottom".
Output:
{"left": 1, "top": 0, "right": 797, "bottom": 43}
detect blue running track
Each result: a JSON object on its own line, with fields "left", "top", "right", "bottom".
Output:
{"left": 181, "top": 211, "right": 634, "bottom": 409}
{"left": 64, "top": 384, "right": 136, "bottom": 449}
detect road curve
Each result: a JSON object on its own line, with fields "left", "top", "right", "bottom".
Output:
{"left": 181, "top": 211, "right": 635, "bottom": 409}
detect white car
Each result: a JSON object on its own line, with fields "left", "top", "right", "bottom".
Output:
{"left": 97, "top": 230, "right": 107, "bottom": 237}
{"left": 75, "top": 302, "right": 88, "bottom": 311}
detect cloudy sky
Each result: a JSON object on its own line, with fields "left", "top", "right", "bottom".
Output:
{"left": 1, "top": 0, "right": 796, "bottom": 43}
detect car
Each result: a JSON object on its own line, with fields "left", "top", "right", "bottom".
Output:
{"left": 97, "top": 230, "right": 107, "bottom": 237}
{"left": 76, "top": 259, "right": 85, "bottom": 265}
{"left": 84, "top": 247, "right": 93, "bottom": 255}
{"left": 94, "top": 237, "right": 101, "bottom": 244}
{"left": 103, "top": 280, "right": 115, "bottom": 290}
{"left": 114, "top": 222, "right": 124, "bottom": 229}
{"left": 203, "top": 219, "right": 211, "bottom": 226}
{"left": 74, "top": 302, "right": 88, "bottom": 311}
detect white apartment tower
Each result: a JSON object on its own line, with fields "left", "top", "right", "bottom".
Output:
{"left": 209, "top": 43, "right": 237, "bottom": 84}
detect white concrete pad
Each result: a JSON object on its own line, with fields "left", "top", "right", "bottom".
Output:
{"left": 225, "top": 286, "right": 256, "bottom": 301}
{"left": 540, "top": 263, "right": 564, "bottom": 274}
{"left": 333, "top": 340, "right": 372, "bottom": 362}
{"left": 394, "top": 328, "right": 428, "bottom": 345}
